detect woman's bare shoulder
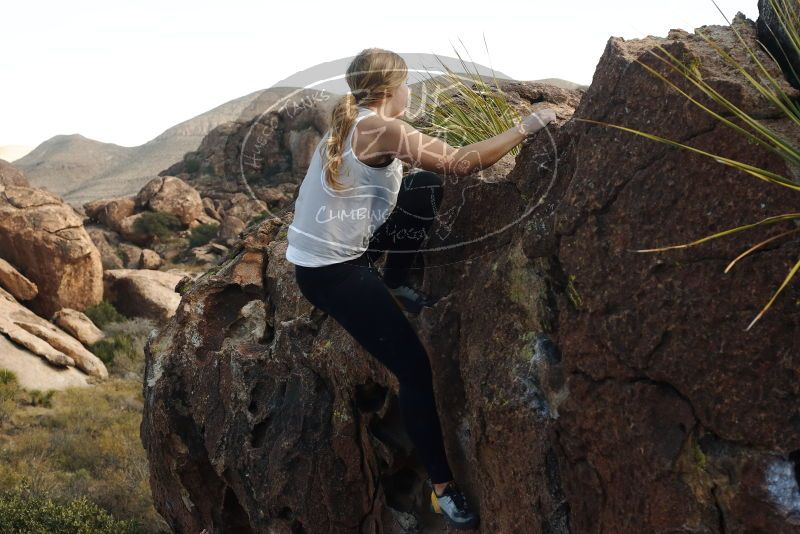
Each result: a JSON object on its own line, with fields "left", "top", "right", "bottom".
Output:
{"left": 357, "top": 114, "right": 415, "bottom": 145}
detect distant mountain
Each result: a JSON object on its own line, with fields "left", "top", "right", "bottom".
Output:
{"left": 12, "top": 135, "right": 131, "bottom": 197}
{"left": 14, "top": 88, "right": 280, "bottom": 207}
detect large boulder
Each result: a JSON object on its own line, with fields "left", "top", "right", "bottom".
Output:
{"left": 140, "top": 13, "right": 800, "bottom": 534}
{"left": 0, "top": 287, "right": 108, "bottom": 380}
{"left": 117, "top": 242, "right": 148, "bottom": 269}
{"left": 84, "top": 224, "right": 125, "bottom": 270}
{"left": 0, "top": 184, "right": 103, "bottom": 318}
{"left": 140, "top": 248, "right": 163, "bottom": 270}
{"left": 51, "top": 308, "right": 105, "bottom": 347}
{"left": 83, "top": 196, "right": 136, "bottom": 232}
{"left": 135, "top": 175, "right": 203, "bottom": 225}
{"left": 284, "top": 127, "right": 323, "bottom": 175}
{"left": 103, "top": 268, "right": 191, "bottom": 322}
{"left": 512, "top": 13, "right": 800, "bottom": 533}
{"left": 0, "top": 256, "right": 38, "bottom": 301}
{"left": 117, "top": 212, "right": 149, "bottom": 245}
{"left": 217, "top": 215, "right": 246, "bottom": 245}
{"left": 0, "top": 335, "right": 91, "bottom": 390}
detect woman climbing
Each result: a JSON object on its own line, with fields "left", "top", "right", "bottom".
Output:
{"left": 286, "top": 47, "right": 556, "bottom": 530}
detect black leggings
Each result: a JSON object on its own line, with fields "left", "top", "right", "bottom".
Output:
{"left": 294, "top": 170, "right": 453, "bottom": 484}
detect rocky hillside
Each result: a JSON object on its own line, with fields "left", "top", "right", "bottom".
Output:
{"left": 0, "top": 159, "right": 221, "bottom": 391}
{"left": 0, "top": 163, "right": 109, "bottom": 389}
{"left": 13, "top": 88, "right": 273, "bottom": 207}
{"left": 139, "top": 9, "right": 800, "bottom": 534}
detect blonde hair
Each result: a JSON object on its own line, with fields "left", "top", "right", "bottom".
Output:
{"left": 322, "top": 48, "right": 407, "bottom": 191}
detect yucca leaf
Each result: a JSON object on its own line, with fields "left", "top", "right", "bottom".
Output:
{"left": 693, "top": 25, "right": 800, "bottom": 127}
{"left": 410, "top": 41, "right": 523, "bottom": 156}
{"left": 746, "top": 255, "right": 800, "bottom": 330}
{"left": 626, "top": 212, "right": 800, "bottom": 252}
{"left": 586, "top": 0, "right": 800, "bottom": 329}
{"left": 633, "top": 52, "right": 793, "bottom": 161}
{"left": 724, "top": 227, "right": 800, "bottom": 272}
{"left": 644, "top": 44, "right": 800, "bottom": 156}
{"left": 576, "top": 118, "right": 800, "bottom": 190}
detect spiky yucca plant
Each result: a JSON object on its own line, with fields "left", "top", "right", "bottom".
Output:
{"left": 576, "top": 0, "right": 800, "bottom": 331}
{"left": 407, "top": 37, "right": 525, "bottom": 156}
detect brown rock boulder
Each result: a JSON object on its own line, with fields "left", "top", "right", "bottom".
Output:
{"left": 284, "top": 127, "right": 322, "bottom": 175}
{"left": 51, "top": 308, "right": 105, "bottom": 346}
{"left": 202, "top": 196, "right": 223, "bottom": 221}
{"left": 218, "top": 215, "right": 245, "bottom": 245}
{"left": 135, "top": 175, "right": 203, "bottom": 225}
{"left": 188, "top": 212, "right": 220, "bottom": 229}
{"left": 0, "top": 184, "right": 103, "bottom": 317}
{"left": 0, "top": 256, "right": 38, "bottom": 301}
{"left": 140, "top": 13, "right": 800, "bottom": 534}
{"left": 83, "top": 196, "right": 136, "bottom": 232}
{"left": 117, "top": 212, "right": 149, "bottom": 245}
{"left": 117, "top": 242, "right": 145, "bottom": 269}
{"left": 85, "top": 224, "right": 125, "bottom": 270}
{"left": 0, "top": 335, "right": 91, "bottom": 390}
{"left": 103, "top": 268, "right": 188, "bottom": 321}
{"left": 0, "top": 288, "right": 108, "bottom": 379}
{"left": 515, "top": 13, "right": 800, "bottom": 533}
{"left": 140, "top": 249, "right": 163, "bottom": 270}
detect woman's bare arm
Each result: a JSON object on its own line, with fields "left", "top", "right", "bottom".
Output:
{"left": 380, "top": 110, "right": 555, "bottom": 177}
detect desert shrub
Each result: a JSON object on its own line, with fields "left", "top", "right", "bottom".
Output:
{"left": 132, "top": 212, "right": 183, "bottom": 243}
{"left": 27, "top": 390, "right": 54, "bottom": 408}
{"left": 89, "top": 335, "right": 134, "bottom": 366}
{"left": 0, "top": 379, "right": 167, "bottom": 532}
{"left": 88, "top": 318, "right": 155, "bottom": 379}
{"left": 183, "top": 155, "right": 201, "bottom": 174}
{"left": 0, "top": 370, "right": 19, "bottom": 426}
{"left": 0, "top": 480, "right": 145, "bottom": 534}
{"left": 188, "top": 222, "right": 219, "bottom": 248}
{"left": 83, "top": 300, "right": 126, "bottom": 329}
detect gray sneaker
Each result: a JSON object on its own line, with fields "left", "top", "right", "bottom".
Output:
{"left": 429, "top": 480, "right": 480, "bottom": 530}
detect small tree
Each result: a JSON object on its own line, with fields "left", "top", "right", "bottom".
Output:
{"left": 132, "top": 212, "right": 184, "bottom": 244}
{"left": 188, "top": 223, "right": 220, "bottom": 248}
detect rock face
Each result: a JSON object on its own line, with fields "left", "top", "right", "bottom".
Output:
{"left": 0, "top": 183, "right": 104, "bottom": 318}
{"left": 51, "top": 308, "right": 105, "bottom": 346}
{"left": 103, "top": 268, "right": 189, "bottom": 322}
{"left": 0, "top": 256, "right": 38, "bottom": 301}
{"left": 140, "top": 13, "right": 800, "bottom": 534}
{"left": 83, "top": 196, "right": 136, "bottom": 233}
{"left": 0, "top": 287, "right": 108, "bottom": 380}
{"left": 135, "top": 176, "right": 204, "bottom": 225}
{"left": 84, "top": 224, "right": 127, "bottom": 270}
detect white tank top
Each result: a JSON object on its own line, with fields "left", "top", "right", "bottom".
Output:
{"left": 286, "top": 106, "right": 404, "bottom": 267}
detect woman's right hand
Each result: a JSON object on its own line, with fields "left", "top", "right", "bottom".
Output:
{"left": 517, "top": 109, "right": 557, "bottom": 136}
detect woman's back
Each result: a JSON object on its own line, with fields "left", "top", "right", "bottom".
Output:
{"left": 286, "top": 105, "right": 404, "bottom": 267}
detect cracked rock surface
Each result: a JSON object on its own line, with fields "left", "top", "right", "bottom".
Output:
{"left": 0, "top": 183, "right": 103, "bottom": 319}
{"left": 141, "top": 12, "right": 800, "bottom": 534}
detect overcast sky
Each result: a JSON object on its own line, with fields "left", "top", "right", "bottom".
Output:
{"left": 1, "top": 0, "right": 759, "bottom": 153}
